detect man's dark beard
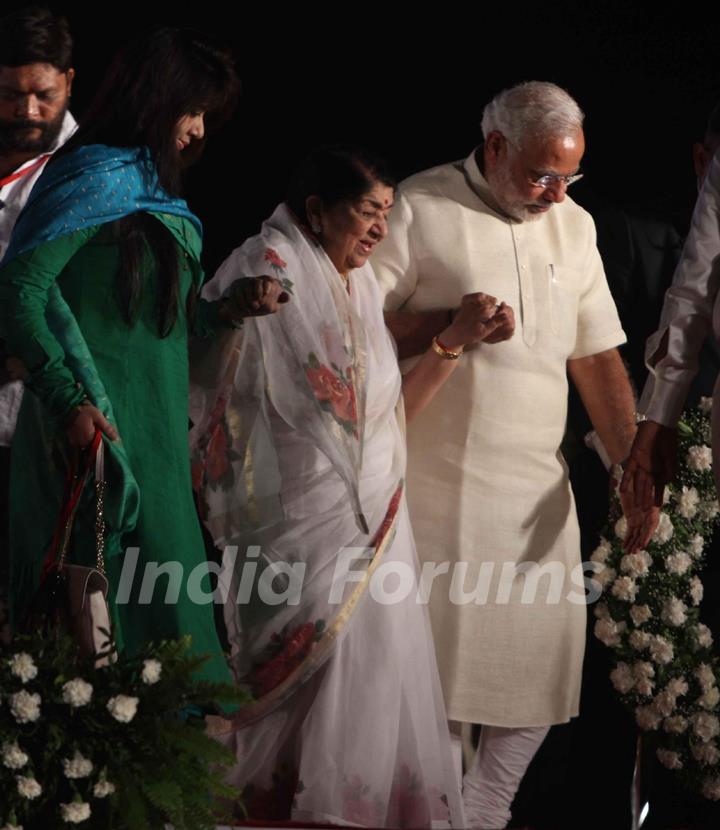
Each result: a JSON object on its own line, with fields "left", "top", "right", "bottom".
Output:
{"left": 0, "top": 104, "right": 67, "bottom": 155}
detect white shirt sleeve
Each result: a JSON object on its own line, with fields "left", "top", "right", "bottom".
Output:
{"left": 570, "top": 215, "right": 627, "bottom": 360}
{"left": 639, "top": 153, "right": 720, "bottom": 427}
{"left": 371, "top": 192, "right": 419, "bottom": 311}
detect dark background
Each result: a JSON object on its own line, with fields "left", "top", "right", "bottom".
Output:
{"left": 7, "top": 1, "right": 720, "bottom": 272}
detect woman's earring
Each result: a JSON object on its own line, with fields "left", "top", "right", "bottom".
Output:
{"left": 311, "top": 222, "right": 322, "bottom": 235}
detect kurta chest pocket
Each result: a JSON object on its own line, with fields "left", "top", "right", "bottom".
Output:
{"left": 547, "top": 264, "right": 580, "bottom": 344}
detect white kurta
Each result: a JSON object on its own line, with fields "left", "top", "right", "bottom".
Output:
{"left": 0, "top": 110, "right": 77, "bottom": 446}
{"left": 372, "top": 150, "right": 626, "bottom": 726}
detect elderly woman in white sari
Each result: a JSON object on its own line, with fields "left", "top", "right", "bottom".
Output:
{"left": 190, "top": 146, "right": 514, "bottom": 827}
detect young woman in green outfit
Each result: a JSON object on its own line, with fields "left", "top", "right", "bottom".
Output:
{"left": 0, "top": 27, "right": 286, "bottom": 683}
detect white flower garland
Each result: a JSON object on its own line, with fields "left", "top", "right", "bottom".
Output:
{"left": 595, "top": 400, "right": 720, "bottom": 799}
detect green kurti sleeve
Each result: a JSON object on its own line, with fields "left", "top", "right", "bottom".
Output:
{"left": 0, "top": 227, "right": 101, "bottom": 424}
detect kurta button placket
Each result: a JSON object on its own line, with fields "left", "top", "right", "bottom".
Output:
{"left": 511, "top": 224, "right": 536, "bottom": 346}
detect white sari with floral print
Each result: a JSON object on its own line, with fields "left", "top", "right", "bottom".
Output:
{"left": 190, "top": 204, "right": 464, "bottom": 828}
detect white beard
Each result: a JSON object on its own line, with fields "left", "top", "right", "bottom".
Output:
{"left": 486, "top": 163, "right": 546, "bottom": 223}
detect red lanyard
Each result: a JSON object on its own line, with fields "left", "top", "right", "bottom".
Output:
{"left": 0, "top": 153, "right": 51, "bottom": 188}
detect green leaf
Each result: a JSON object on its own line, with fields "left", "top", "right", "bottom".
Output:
{"left": 677, "top": 420, "right": 694, "bottom": 438}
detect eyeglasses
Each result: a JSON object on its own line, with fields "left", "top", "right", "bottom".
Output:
{"left": 529, "top": 172, "right": 584, "bottom": 188}
{"left": 500, "top": 134, "right": 584, "bottom": 189}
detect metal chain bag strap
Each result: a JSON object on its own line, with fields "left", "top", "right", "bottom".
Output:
{"left": 25, "top": 429, "right": 114, "bottom": 662}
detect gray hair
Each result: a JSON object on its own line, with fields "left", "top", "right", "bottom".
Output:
{"left": 481, "top": 81, "right": 584, "bottom": 147}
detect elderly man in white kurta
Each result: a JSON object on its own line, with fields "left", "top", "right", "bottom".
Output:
{"left": 372, "top": 81, "right": 638, "bottom": 829}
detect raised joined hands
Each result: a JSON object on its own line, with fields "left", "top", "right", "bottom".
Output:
{"left": 441, "top": 293, "right": 515, "bottom": 349}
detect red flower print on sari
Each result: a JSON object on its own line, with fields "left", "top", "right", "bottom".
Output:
{"left": 304, "top": 352, "right": 358, "bottom": 437}
{"left": 191, "top": 395, "right": 240, "bottom": 503}
{"left": 341, "top": 774, "right": 383, "bottom": 826}
{"left": 264, "top": 247, "right": 287, "bottom": 270}
{"left": 264, "top": 247, "right": 294, "bottom": 294}
{"left": 205, "top": 428, "right": 228, "bottom": 484}
{"left": 387, "top": 763, "right": 435, "bottom": 827}
{"left": 247, "top": 619, "right": 325, "bottom": 697}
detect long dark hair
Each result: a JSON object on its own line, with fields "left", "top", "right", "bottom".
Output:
{"left": 62, "top": 27, "right": 238, "bottom": 336}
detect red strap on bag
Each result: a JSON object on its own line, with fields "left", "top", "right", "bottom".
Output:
{"left": 41, "top": 430, "right": 103, "bottom": 583}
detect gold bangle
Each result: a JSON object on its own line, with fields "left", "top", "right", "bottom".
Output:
{"left": 431, "top": 335, "right": 463, "bottom": 360}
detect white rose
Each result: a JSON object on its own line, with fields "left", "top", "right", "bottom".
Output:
{"left": 630, "top": 604, "right": 652, "bottom": 626}
{"left": 611, "top": 576, "right": 638, "bottom": 603}
{"left": 594, "top": 617, "right": 626, "bottom": 647}
{"left": 636, "top": 705, "right": 662, "bottom": 730}
{"left": 697, "top": 624, "right": 714, "bottom": 649}
{"left": 106, "top": 695, "right": 139, "bottom": 723}
{"left": 594, "top": 603, "right": 610, "bottom": 619}
{"left": 620, "top": 551, "right": 652, "bottom": 579}
{"left": 614, "top": 516, "right": 628, "bottom": 540}
{"left": 636, "top": 678, "right": 655, "bottom": 697}
{"left": 694, "top": 712, "right": 720, "bottom": 742}
{"left": 141, "top": 659, "right": 162, "bottom": 685}
{"left": 700, "top": 499, "right": 720, "bottom": 521}
{"left": 689, "top": 534, "right": 706, "bottom": 558}
{"left": 661, "top": 597, "right": 688, "bottom": 627}
{"left": 701, "top": 688, "right": 720, "bottom": 710}
{"left": 663, "top": 486, "right": 672, "bottom": 505}
{"left": 690, "top": 577, "right": 704, "bottom": 606}
{"left": 593, "top": 566, "right": 617, "bottom": 590}
{"left": 693, "top": 742, "right": 720, "bottom": 765}
{"left": 666, "top": 552, "right": 692, "bottom": 576}
{"left": 649, "top": 635, "right": 674, "bottom": 665}
{"left": 654, "top": 691, "right": 678, "bottom": 717}
{"left": 8, "top": 653, "right": 38, "bottom": 684}
{"left": 1, "top": 742, "right": 28, "bottom": 770}
{"left": 59, "top": 802, "right": 91, "bottom": 824}
{"left": 16, "top": 775, "right": 42, "bottom": 799}
{"left": 62, "top": 678, "right": 93, "bottom": 709}
{"left": 656, "top": 748, "right": 683, "bottom": 770}
{"left": 62, "top": 751, "right": 93, "bottom": 779}
{"left": 696, "top": 664, "right": 716, "bottom": 691}
{"left": 633, "top": 661, "right": 655, "bottom": 680}
{"left": 702, "top": 776, "right": 720, "bottom": 801}
{"left": 9, "top": 690, "right": 41, "bottom": 724}
{"left": 677, "top": 486, "right": 700, "bottom": 519}
{"left": 688, "top": 445, "right": 713, "bottom": 472}
{"left": 699, "top": 396, "right": 713, "bottom": 414}
{"left": 664, "top": 715, "right": 689, "bottom": 734}
{"left": 0, "top": 823, "right": 23, "bottom": 830}
{"left": 666, "top": 677, "right": 689, "bottom": 698}
{"left": 629, "top": 630, "right": 651, "bottom": 651}
{"left": 652, "top": 512, "right": 674, "bottom": 544}
{"left": 610, "top": 662, "right": 635, "bottom": 694}
{"left": 590, "top": 538, "right": 613, "bottom": 564}
{"left": 93, "top": 779, "right": 116, "bottom": 798}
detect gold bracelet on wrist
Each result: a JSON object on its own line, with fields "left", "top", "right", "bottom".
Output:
{"left": 431, "top": 335, "right": 463, "bottom": 360}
